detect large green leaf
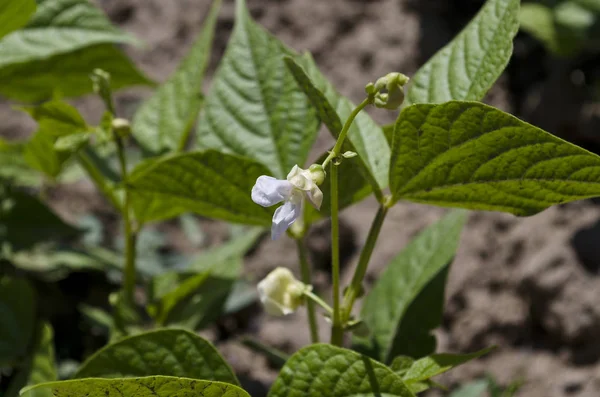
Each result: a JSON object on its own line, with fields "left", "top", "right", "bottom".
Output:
{"left": 74, "top": 329, "right": 238, "bottom": 385}
{"left": 196, "top": 0, "right": 319, "bottom": 178}
{"left": 0, "top": 0, "right": 36, "bottom": 40}
{"left": 284, "top": 54, "right": 389, "bottom": 192}
{"left": 405, "top": 0, "right": 519, "bottom": 105}
{"left": 268, "top": 344, "right": 415, "bottom": 397}
{"left": 0, "top": 44, "right": 151, "bottom": 102}
{"left": 390, "top": 101, "right": 600, "bottom": 214}
{"left": 357, "top": 210, "right": 467, "bottom": 363}
{"left": 132, "top": 0, "right": 221, "bottom": 153}
{"left": 127, "top": 150, "right": 273, "bottom": 225}
{"left": 0, "top": 277, "right": 36, "bottom": 366}
{"left": 0, "top": 186, "right": 79, "bottom": 251}
{"left": 5, "top": 322, "right": 57, "bottom": 397}
{"left": 21, "top": 377, "right": 250, "bottom": 397}
{"left": 0, "top": 0, "right": 134, "bottom": 68}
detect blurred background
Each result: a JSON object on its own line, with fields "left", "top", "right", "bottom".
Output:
{"left": 3, "top": 0, "right": 600, "bottom": 396}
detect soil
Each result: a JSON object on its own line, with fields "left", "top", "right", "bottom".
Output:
{"left": 4, "top": 0, "right": 600, "bottom": 396}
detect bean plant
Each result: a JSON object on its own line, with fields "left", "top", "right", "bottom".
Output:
{"left": 1, "top": 0, "right": 599, "bottom": 396}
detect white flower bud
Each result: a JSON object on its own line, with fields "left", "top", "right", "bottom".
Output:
{"left": 257, "top": 267, "right": 310, "bottom": 316}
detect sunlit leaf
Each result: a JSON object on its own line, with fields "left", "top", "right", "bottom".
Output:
{"left": 0, "top": 0, "right": 36, "bottom": 40}
{"left": 390, "top": 101, "right": 600, "bottom": 214}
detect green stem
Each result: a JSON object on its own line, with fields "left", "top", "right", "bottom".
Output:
{"left": 296, "top": 238, "right": 320, "bottom": 344}
{"left": 341, "top": 204, "right": 388, "bottom": 323}
{"left": 322, "top": 97, "right": 371, "bottom": 169}
{"left": 77, "top": 152, "right": 122, "bottom": 212}
{"left": 329, "top": 163, "right": 343, "bottom": 346}
{"left": 114, "top": 134, "right": 137, "bottom": 304}
{"left": 304, "top": 290, "right": 333, "bottom": 314}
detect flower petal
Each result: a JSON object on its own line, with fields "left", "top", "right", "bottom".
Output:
{"left": 271, "top": 199, "right": 301, "bottom": 240}
{"left": 251, "top": 176, "right": 292, "bottom": 207}
{"left": 305, "top": 185, "right": 323, "bottom": 210}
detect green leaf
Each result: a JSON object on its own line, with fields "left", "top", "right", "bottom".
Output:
{"left": 127, "top": 150, "right": 273, "bottom": 225}
{"left": 196, "top": 0, "right": 319, "bottom": 178}
{"left": 54, "top": 133, "right": 91, "bottom": 152}
{"left": 405, "top": 0, "right": 519, "bottom": 105}
{"left": 21, "top": 100, "right": 88, "bottom": 137}
{"left": 390, "top": 101, "right": 600, "bottom": 214}
{"left": 0, "top": 277, "right": 36, "bottom": 366}
{"left": 284, "top": 53, "right": 389, "bottom": 192}
{"left": 0, "top": 0, "right": 36, "bottom": 40}
{"left": 0, "top": 44, "right": 151, "bottom": 102}
{"left": 357, "top": 210, "right": 467, "bottom": 363}
{"left": 74, "top": 329, "right": 238, "bottom": 385}
{"left": 5, "top": 322, "right": 57, "bottom": 397}
{"left": 21, "top": 377, "right": 250, "bottom": 397}
{"left": 24, "top": 131, "right": 71, "bottom": 178}
{"left": 132, "top": 0, "right": 221, "bottom": 153}
{"left": 268, "top": 344, "right": 415, "bottom": 397}
{"left": 0, "top": 187, "right": 79, "bottom": 251}
{"left": 402, "top": 347, "right": 494, "bottom": 385}
{"left": 0, "top": 0, "right": 134, "bottom": 68}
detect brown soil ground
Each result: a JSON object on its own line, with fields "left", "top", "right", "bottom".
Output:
{"left": 4, "top": 0, "right": 600, "bottom": 396}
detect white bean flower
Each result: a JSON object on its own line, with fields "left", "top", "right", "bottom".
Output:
{"left": 251, "top": 165, "right": 324, "bottom": 240}
{"left": 257, "top": 267, "right": 310, "bottom": 316}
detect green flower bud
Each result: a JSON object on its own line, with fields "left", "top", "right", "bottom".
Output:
{"left": 111, "top": 118, "right": 131, "bottom": 138}
{"left": 308, "top": 164, "right": 326, "bottom": 185}
{"left": 371, "top": 72, "right": 410, "bottom": 110}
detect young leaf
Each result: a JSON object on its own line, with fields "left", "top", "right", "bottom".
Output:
{"left": 284, "top": 54, "right": 389, "bottom": 192}
{"left": 0, "top": 44, "right": 151, "bottom": 102}
{"left": 24, "top": 131, "right": 71, "bottom": 178}
{"left": 0, "top": 277, "right": 36, "bottom": 366}
{"left": 0, "top": 187, "right": 80, "bottom": 251}
{"left": 21, "top": 100, "right": 88, "bottom": 137}
{"left": 357, "top": 210, "right": 467, "bottom": 363}
{"left": 390, "top": 101, "right": 600, "bottom": 214}
{"left": 132, "top": 0, "right": 221, "bottom": 153}
{"left": 21, "top": 377, "right": 250, "bottom": 397}
{"left": 5, "top": 322, "right": 57, "bottom": 397}
{"left": 127, "top": 150, "right": 273, "bottom": 225}
{"left": 0, "top": 0, "right": 36, "bottom": 39}
{"left": 0, "top": 0, "right": 135, "bottom": 68}
{"left": 196, "top": 0, "right": 319, "bottom": 179}
{"left": 405, "top": 0, "right": 520, "bottom": 105}
{"left": 74, "top": 329, "right": 238, "bottom": 385}
{"left": 402, "top": 347, "right": 494, "bottom": 385}
{"left": 268, "top": 344, "right": 415, "bottom": 397}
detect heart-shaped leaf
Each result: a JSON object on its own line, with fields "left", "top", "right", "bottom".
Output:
{"left": 390, "top": 101, "right": 600, "bottom": 215}
{"left": 196, "top": 0, "right": 319, "bottom": 178}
